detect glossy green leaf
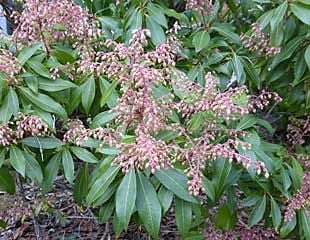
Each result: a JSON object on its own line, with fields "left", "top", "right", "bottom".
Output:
{"left": 136, "top": 172, "right": 161, "bottom": 239}
{"left": 42, "top": 153, "right": 61, "bottom": 192}
{"left": 99, "top": 198, "right": 115, "bottom": 224}
{"left": 175, "top": 197, "right": 192, "bottom": 235}
{"left": 21, "top": 137, "right": 64, "bottom": 149}
{"left": 305, "top": 45, "right": 310, "bottom": 70}
{"left": 158, "top": 185, "right": 173, "bottom": 215}
{"left": 8, "top": 87, "right": 19, "bottom": 117}
{"left": 18, "top": 42, "right": 42, "bottom": 65}
{"left": 280, "top": 214, "right": 296, "bottom": 237}
{"left": 39, "top": 78, "right": 77, "bottom": 92}
{"left": 0, "top": 167, "right": 15, "bottom": 194}
{"left": 155, "top": 169, "right": 198, "bottom": 203}
{"left": 70, "top": 146, "right": 98, "bottom": 163}
{"left": 19, "top": 87, "right": 67, "bottom": 119}
{"left": 90, "top": 111, "right": 117, "bottom": 128}
{"left": 248, "top": 195, "right": 266, "bottom": 227}
{"left": 62, "top": 147, "right": 74, "bottom": 183}
{"left": 27, "top": 59, "right": 50, "bottom": 78}
{"left": 290, "top": 2, "right": 310, "bottom": 25}
{"left": 146, "top": 15, "right": 166, "bottom": 46}
{"left": 237, "top": 115, "right": 257, "bottom": 130}
{"left": 9, "top": 145, "right": 26, "bottom": 177}
{"left": 81, "top": 76, "right": 96, "bottom": 114}
{"left": 300, "top": 209, "right": 310, "bottom": 239}
{"left": 100, "top": 79, "right": 118, "bottom": 107}
{"left": 201, "top": 176, "right": 215, "bottom": 201}
{"left": 270, "top": 196, "right": 281, "bottom": 229}
{"left": 24, "top": 151, "right": 43, "bottom": 185}
{"left": 73, "top": 164, "right": 89, "bottom": 205}
{"left": 86, "top": 166, "right": 120, "bottom": 204}
{"left": 214, "top": 204, "right": 237, "bottom": 230}
{"left": 116, "top": 168, "right": 137, "bottom": 230}
{"left": 0, "top": 93, "right": 12, "bottom": 123}
{"left": 192, "top": 30, "right": 210, "bottom": 52}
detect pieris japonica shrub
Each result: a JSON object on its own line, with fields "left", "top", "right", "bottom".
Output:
{"left": 0, "top": 0, "right": 309, "bottom": 239}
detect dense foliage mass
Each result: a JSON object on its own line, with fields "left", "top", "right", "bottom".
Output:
{"left": 0, "top": 0, "right": 309, "bottom": 239}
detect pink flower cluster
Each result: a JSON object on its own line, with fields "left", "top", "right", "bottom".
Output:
{"left": 287, "top": 116, "right": 310, "bottom": 150}
{"left": 184, "top": 137, "right": 269, "bottom": 195}
{"left": 113, "top": 127, "right": 173, "bottom": 174}
{"left": 12, "top": 0, "right": 99, "bottom": 44}
{"left": 248, "top": 90, "right": 282, "bottom": 112}
{"left": 0, "top": 114, "right": 48, "bottom": 147}
{"left": 241, "top": 23, "right": 281, "bottom": 57}
{"left": 63, "top": 119, "right": 118, "bottom": 147}
{"left": 186, "top": 0, "right": 213, "bottom": 16}
{"left": 174, "top": 72, "right": 249, "bottom": 120}
{"left": 0, "top": 124, "right": 16, "bottom": 147}
{"left": 0, "top": 49, "right": 23, "bottom": 85}
{"left": 16, "top": 113, "right": 49, "bottom": 138}
{"left": 284, "top": 171, "right": 310, "bottom": 222}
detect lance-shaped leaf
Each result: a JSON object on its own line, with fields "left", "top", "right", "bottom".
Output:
{"left": 136, "top": 172, "right": 161, "bottom": 239}
{"left": 115, "top": 168, "right": 137, "bottom": 230}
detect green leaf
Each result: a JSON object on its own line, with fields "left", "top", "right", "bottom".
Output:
{"left": 146, "top": 15, "right": 166, "bottom": 46}
{"left": 42, "top": 153, "right": 61, "bottom": 192}
{"left": 82, "top": 76, "right": 96, "bottom": 114}
{"left": 271, "top": 36, "right": 304, "bottom": 69}
{"left": 74, "top": 164, "right": 89, "bottom": 205}
{"left": 280, "top": 214, "right": 296, "bottom": 237}
{"left": 24, "top": 151, "right": 43, "bottom": 185}
{"left": 93, "top": 180, "right": 119, "bottom": 207}
{"left": 256, "top": 119, "right": 275, "bottom": 134}
{"left": 39, "top": 78, "right": 77, "bottom": 92}
{"left": 248, "top": 195, "right": 266, "bottom": 227}
{"left": 27, "top": 59, "right": 50, "bottom": 78}
{"left": 201, "top": 176, "right": 215, "bottom": 201}
{"left": 0, "top": 149, "right": 5, "bottom": 168}
{"left": 240, "top": 57, "right": 261, "bottom": 89}
{"left": 90, "top": 111, "right": 117, "bottom": 128}
{"left": 305, "top": 45, "right": 310, "bottom": 70}
{"left": 175, "top": 197, "right": 192, "bottom": 235}
{"left": 70, "top": 146, "right": 98, "bottom": 163}
{"left": 99, "top": 198, "right": 115, "bottom": 224}
{"left": 155, "top": 169, "right": 198, "bottom": 203}
{"left": 18, "top": 42, "right": 42, "bottom": 65}
{"left": 270, "top": 196, "right": 281, "bottom": 229}
{"left": 192, "top": 30, "right": 210, "bottom": 52}
{"left": 237, "top": 115, "right": 257, "bottom": 130}
{"left": 270, "top": 2, "right": 288, "bottom": 31}
{"left": 0, "top": 167, "right": 15, "bottom": 194}
{"left": 21, "top": 137, "right": 64, "bottom": 149}
{"left": 290, "top": 2, "right": 310, "bottom": 25}
{"left": 136, "top": 172, "right": 161, "bottom": 239}
{"left": 9, "top": 146, "right": 26, "bottom": 177}
{"left": 0, "top": 93, "right": 12, "bottom": 123}
{"left": 158, "top": 185, "right": 173, "bottom": 215}
{"left": 99, "top": 77, "right": 119, "bottom": 108}
{"left": 116, "top": 168, "right": 137, "bottom": 230}
{"left": 300, "top": 209, "right": 310, "bottom": 239}
{"left": 100, "top": 80, "right": 118, "bottom": 107}
{"left": 62, "top": 147, "right": 74, "bottom": 183}
{"left": 214, "top": 204, "right": 237, "bottom": 230}
{"left": 232, "top": 54, "right": 245, "bottom": 85}
{"left": 8, "top": 87, "right": 19, "bottom": 117}
{"left": 19, "top": 87, "right": 67, "bottom": 119}
{"left": 86, "top": 166, "right": 120, "bottom": 204}
{"left": 210, "top": 26, "right": 241, "bottom": 44}
{"left": 213, "top": 158, "right": 232, "bottom": 198}
{"left": 188, "top": 112, "right": 205, "bottom": 131}
{"left": 147, "top": 3, "right": 168, "bottom": 28}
